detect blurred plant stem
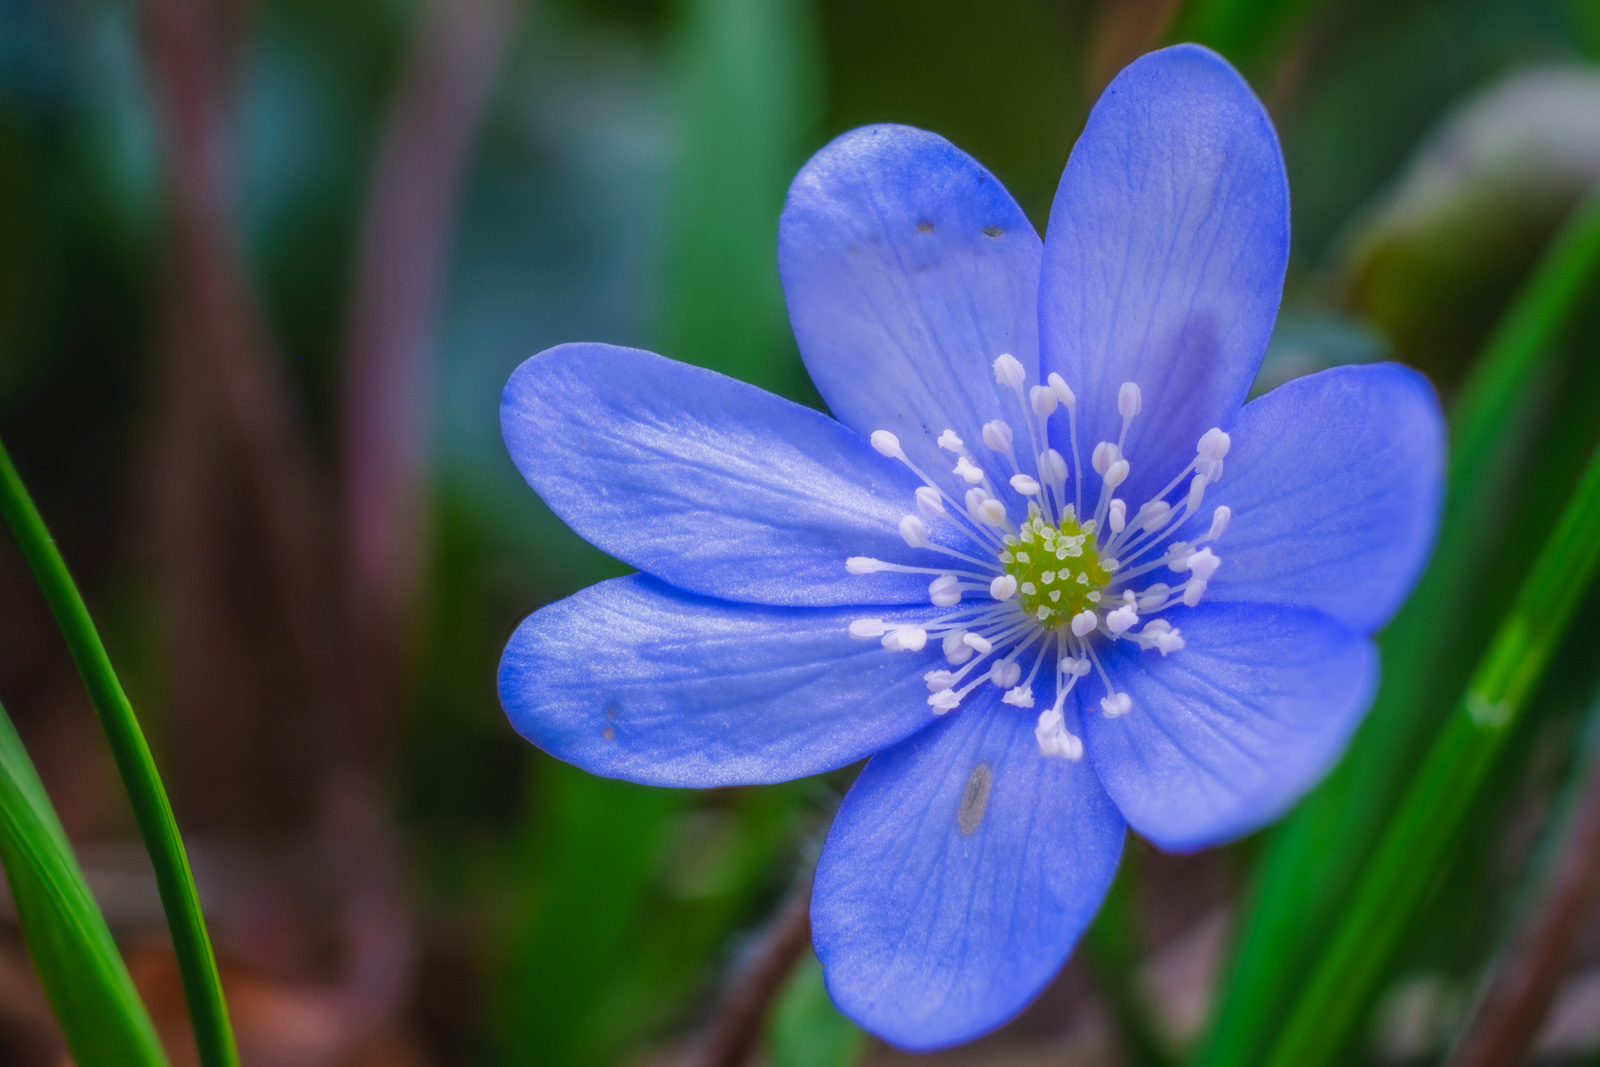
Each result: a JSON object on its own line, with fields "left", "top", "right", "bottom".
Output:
{"left": 1198, "top": 186, "right": 1600, "bottom": 1067}
{"left": 1084, "top": 855, "right": 1175, "bottom": 1067}
{"left": 1445, "top": 693, "right": 1600, "bottom": 1067}
{"left": 692, "top": 870, "right": 815, "bottom": 1067}
{"left": 0, "top": 439, "right": 236, "bottom": 1067}
{"left": 1261, "top": 439, "right": 1600, "bottom": 1066}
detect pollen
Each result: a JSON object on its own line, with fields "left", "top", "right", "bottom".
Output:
{"left": 1001, "top": 512, "right": 1111, "bottom": 630}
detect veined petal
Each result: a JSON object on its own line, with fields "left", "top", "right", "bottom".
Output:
{"left": 498, "top": 575, "right": 941, "bottom": 788}
{"left": 502, "top": 342, "right": 946, "bottom": 607}
{"left": 1039, "top": 44, "right": 1289, "bottom": 510}
{"left": 1200, "top": 363, "right": 1445, "bottom": 632}
{"left": 812, "top": 691, "right": 1125, "bottom": 1050}
{"left": 1084, "top": 602, "right": 1375, "bottom": 852}
{"left": 780, "top": 125, "right": 1042, "bottom": 509}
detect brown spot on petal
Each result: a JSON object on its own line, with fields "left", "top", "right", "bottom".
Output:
{"left": 958, "top": 763, "right": 993, "bottom": 835}
{"left": 917, "top": 220, "right": 934, "bottom": 234}
{"left": 602, "top": 727, "right": 615, "bottom": 742}
{"left": 983, "top": 225, "right": 1003, "bottom": 237}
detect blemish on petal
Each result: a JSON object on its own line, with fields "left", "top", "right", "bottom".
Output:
{"left": 982, "top": 225, "right": 1003, "bottom": 237}
{"left": 958, "top": 763, "right": 993, "bottom": 835}
{"left": 916, "top": 220, "right": 934, "bottom": 234}
{"left": 602, "top": 727, "right": 615, "bottom": 742}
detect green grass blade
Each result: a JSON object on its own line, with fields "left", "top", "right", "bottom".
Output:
{"left": 1262, "top": 435, "right": 1600, "bottom": 1067}
{"left": 0, "top": 439, "right": 238, "bottom": 1067}
{"left": 1196, "top": 187, "right": 1600, "bottom": 1067}
{"left": 0, "top": 699, "right": 168, "bottom": 1066}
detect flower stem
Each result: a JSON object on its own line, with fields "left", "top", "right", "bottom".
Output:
{"left": 1262, "top": 437, "right": 1600, "bottom": 1067}
{"left": 0, "top": 439, "right": 238, "bottom": 1067}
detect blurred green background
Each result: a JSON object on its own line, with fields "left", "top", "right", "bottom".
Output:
{"left": 3, "top": 0, "right": 1600, "bottom": 1064}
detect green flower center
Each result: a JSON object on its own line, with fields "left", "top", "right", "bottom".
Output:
{"left": 1000, "top": 511, "right": 1112, "bottom": 630}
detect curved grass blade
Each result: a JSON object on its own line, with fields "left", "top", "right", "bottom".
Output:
{"left": 0, "top": 439, "right": 238, "bottom": 1067}
{"left": 0, "top": 699, "right": 168, "bottom": 1066}
{"left": 1262, "top": 436, "right": 1600, "bottom": 1067}
{"left": 1197, "top": 187, "right": 1600, "bottom": 1067}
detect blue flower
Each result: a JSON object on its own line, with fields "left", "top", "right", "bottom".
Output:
{"left": 496, "top": 44, "right": 1443, "bottom": 1050}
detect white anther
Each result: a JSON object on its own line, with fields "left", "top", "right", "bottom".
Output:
{"left": 1186, "top": 547, "right": 1221, "bottom": 582}
{"left": 1066, "top": 656, "right": 1092, "bottom": 677}
{"left": 1118, "top": 382, "right": 1142, "bottom": 419}
{"left": 963, "top": 632, "right": 994, "bottom": 654}
{"left": 928, "top": 690, "right": 960, "bottom": 712}
{"left": 1187, "top": 473, "right": 1207, "bottom": 512}
{"left": 870, "top": 430, "right": 903, "bottom": 459}
{"left": 942, "top": 630, "right": 973, "bottom": 663}
{"left": 1092, "top": 441, "right": 1117, "bottom": 476}
{"left": 989, "top": 575, "right": 1017, "bottom": 600}
{"left": 1039, "top": 449, "right": 1068, "bottom": 486}
{"left": 1035, "top": 709, "right": 1084, "bottom": 760}
{"left": 1182, "top": 579, "right": 1207, "bottom": 607}
{"left": 1208, "top": 505, "right": 1231, "bottom": 539}
{"left": 1070, "top": 609, "right": 1098, "bottom": 637}
{"left": 1138, "top": 500, "right": 1172, "bottom": 532}
{"left": 1108, "top": 499, "right": 1126, "bottom": 533}
{"left": 924, "top": 669, "right": 955, "bottom": 692}
{"left": 990, "top": 659, "right": 1022, "bottom": 688}
{"left": 882, "top": 626, "right": 927, "bottom": 652}
{"left": 1030, "top": 385, "right": 1058, "bottom": 416}
{"left": 982, "top": 420, "right": 1014, "bottom": 453}
{"left": 849, "top": 618, "right": 887, "bottom": 639}
{"left": 965, "top": 486, "right": 991, "bottom": 512}
{"left": 1047, "top": 372, "right": 1076, "bottom": 410}
{"left": 1103, "top": 459, "right": 1130, "bottom": 490}
{"left": 846, "top": 556, "right": 888, "bottom": 574}
{"left": 928, "top": 574, "right": 963, "bottom": 606}
{"left": 993, "top": 353, "right": 1026, "bottom": 390}
{"left": 1106, "top": 605, "right": 1139, "bottom": 634}
{"left": 1010, "top": 473, "right": 1041, "bottom": 496}
{"left": 1199, "top": 457, "right": 1225, "bottom": 484}
{"left": 1141, "top": 621, "right": 1185, "bottom": 654}
{"left": 1197, "top": 427, "right": 1231, "bottom": 462}
{"left": 1003, "top": 685, "right": 1035, "bottom": 708}
{"left": 938, "top": 429, "right": 965, "bottom": 453}
{"left": 953, "top": 456, "right": 985, "bottom": 484}
{"left": 899, "top": 514, "right": 930, "bottom": 548}
{"left": 1137, "top": 584, "right": 1170, "bottom": 612}
{"left": 1101, "top": 692, "right": 1132, "bottom": 718}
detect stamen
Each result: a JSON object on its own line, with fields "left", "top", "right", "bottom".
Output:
{"left": 1030, "top": 385, "right": 1058, "bottom": 416}
{"left": 1070, "top": 609, "right": 1098, "bottom": 636}
{"left": 899, "top": 514, "right": 930, "bottom": 547}
{"left": 1035, "top": 707, "right": 1083, "bottom": 760}
{"left": 938, "top": 430, "right": 965, "bottom": 452}
{"left": 1106, "top": 604, "right": 1138, "bottom": 634}
{"left": 1118, "top": 382, "right": 1142, "bottom": 419}
{"left": 1186, "top": 547, "right": 1221, "bottom": 582}
{"left": 1011, "top": 473, "right": 1041, "bottom": 496}
{"left": 849, "top": 618, "right": 886, "bottom": 639}
{"left": 963, "top": 632, "right": 994, "bottom": 655}
{"left": 916, "top": 486, "right": 945, "bottom": 517}
{"left": 942, "top": 630, "right": 973, "bottom": 664}
{"left": 954, "top": 456, "right": 986, "bottom": 484}
{"left": 929, "top": 574, "right": 963, "bottom": 606}
{"left": 870, "top": 430, "right": 903, "bottom": 459}
{"left": 1092, "top": 441, "right": 1117, "bottom": 476}
{"left": 982, "top": 420, "right": 1014, "bottom": 453}
{"left": 1108, "top": 499, "right": 1126, "bottom": 533}
{"left": 990, "top": 658, "right": 1022, "bottom": 688}
{"left": 976, "top": 498, "right": 1008, "bottom": 526}
{"left": 1039, "top": 449, "right": 1067, "bottom": 486}
{"left": 882, "top": 626, "right": 928, "bottom": 652}
{"left": 1101, "top": 692, "right": 1132, "bottom": 717}
{"left": 990, "top": 575, "right": 1018, "bottom": 600}
{"left": 1206, "top": 505, "right": 1231, "bottom": 540}
{"left": 993, "top": 353, "right": 1026, "bottom": 390}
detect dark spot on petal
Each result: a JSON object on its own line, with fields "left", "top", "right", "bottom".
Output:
{"left": 603, "top": 727, "right": 615, "bottom": 742}
{"left": 983, "top": 225, "right": 1003, "bottom": 238}
{"left": 916, "top": 220, "right": 934, "bottom": 234}
{"left": 958, "top": 763, "right": 993, "bottom": 835}
{"left": 606, "top": 705, "right": 618, "bottom": 720}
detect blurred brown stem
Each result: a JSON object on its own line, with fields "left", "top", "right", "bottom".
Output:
{"left": 692, "top": 871, "right": 815, "bottom": 1067}
{"left": 1447, "top": 723, "right": 1600, "bottom": 1067}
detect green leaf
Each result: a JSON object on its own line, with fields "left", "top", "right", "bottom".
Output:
{"left": 1197, "top": 188, "right": 1600, "bottom": 1067}
{"left": 1262, "top": 430, "right": 1600, "bottom": 1066}
{"left": 767, "top": 952, "right": 864, "bottom": 1067}
{"left": 0, "top": 699, "right": 167, "bottom": 1066}
{"left": 0, "top": 439, "right": 238, "bottom": 1067}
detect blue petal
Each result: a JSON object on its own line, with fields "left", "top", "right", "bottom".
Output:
{"left": 1039, "top": 44, "right": 1289, "bottom": 511}
{"left": 780, "top": 125, "right": 1043, "bottom": 511}
{"left": 502, "top": 342, "right": 950, "bottom": 606}
{"left": 1200, "top": 363, "right": 1445, "bottom": 632}
{"left": 498, "top": 574, "right": 943, "bottom": 787}
{"left": 1083, "top": 602, "right": 1376, "bottom": 852}
{"left": 812, "top": 691, "right": 1125, "bottom": 1050}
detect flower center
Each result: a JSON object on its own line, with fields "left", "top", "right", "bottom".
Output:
{"left": 1001, "top": 512, "right": 1111, "bottom": 629}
